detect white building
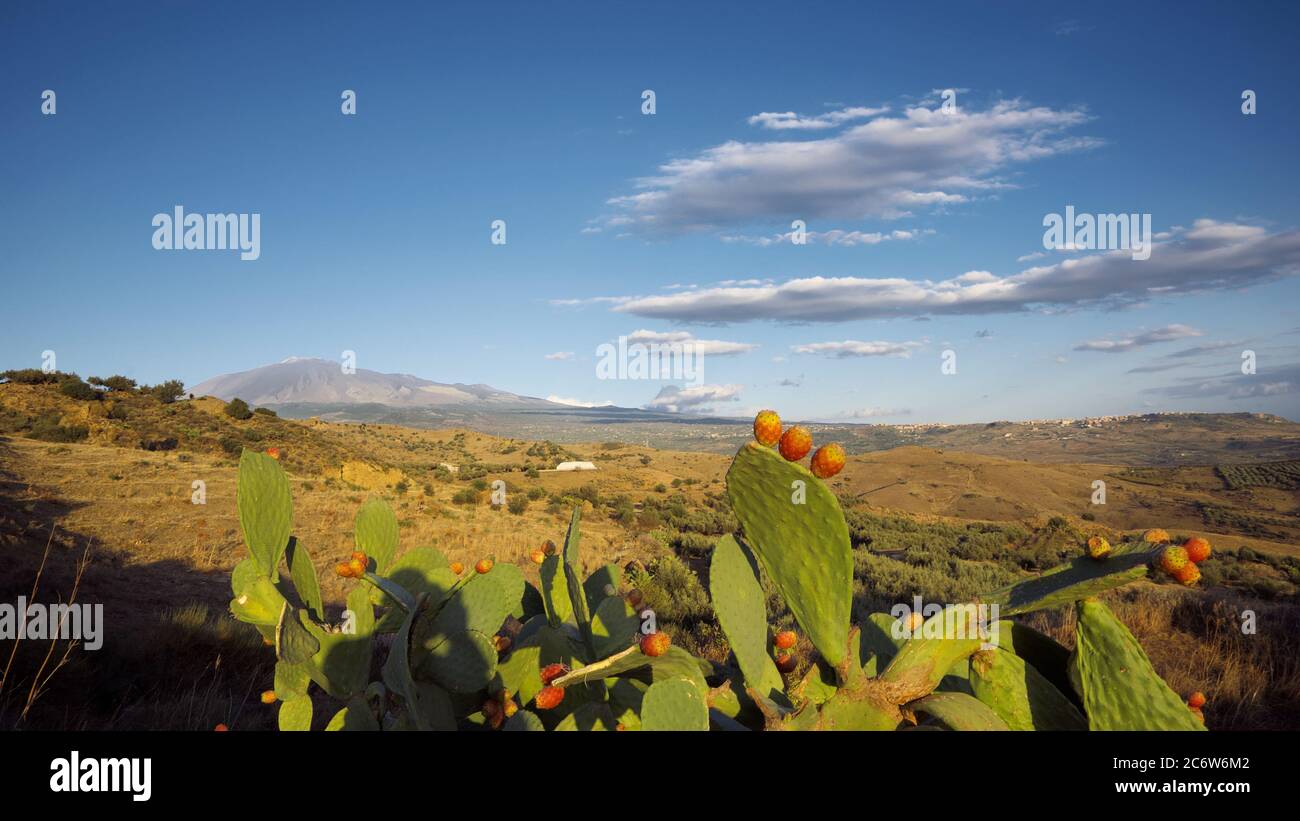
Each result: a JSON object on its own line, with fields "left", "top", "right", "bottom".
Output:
{"left": 552, "top": 461, "right": 597, "bottom": 471}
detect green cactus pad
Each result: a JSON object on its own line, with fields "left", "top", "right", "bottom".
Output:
{"left": 980, "top": 542, "right": 1157, "bottom": 616}
{"left": 709, "top": 534, "right": 785, "bottom": 700}
{"left": 1071, "top": 599, "right": 1205, "bottom": 731}
{"left": 382, "top": 602, "right": 423, "bottom": 724}
{"left": 237, "top": 449, "right": 293, "bottom": 579}
{"left": 990, "top": 619, "right": 1075, "bottom": 704}
{"left": 583, "top": 563, "right": 622, "bottom": 612}
{"left": 428, "top": 571, "right": 511, "bottom": 637}
{"left": 412, "top": 681, "right": 457, "bottom": 730}
{"left": 590, "top": 595, "right": 640, "bottom": 659}
{"left": 276, "top": 605, "right": 320, "bottom": 666}
{"left": 504, "top": 710, "right": 545, "bottom": 731}
{"left": 554, "top": 702, "right": 618, "bottom": 731}
{"left": 726, "top": 442, "right": 852, "bottom": 666}
{"left": 324, "top": 701, "right": 379, "bottom": 731}
{"left": 859, "top": 612, "right": 907, "bottom": 670}
{"left": 278, "top": 695, "right": 312, "bottom": 731}
{"left": 284, "top": 538, "right": 323, "bottom": 621}
{"left": 497, "top": 645, "right": 544, "bottom": 706}
{"left": 907, "top": 692, "right": 1008, "bottom": 730}
{"left": 418, "top": 629, "right": 497, "bottom": 694}
{"left": 274, "top": 660, "right": 311, "bottom": 698}
{"left": 539, "top": 555, "right": 573, "bottom": 626}
{"left": 608, "top": 678, "right": 647, "bottom": 729}
{"left": 969, "top": 647, "right": 1086, "bottom": 730}
{"left": 231, "top": 557, "right": 261, "bottom": 597}
{"left": 879, "top": 605, "right": 986, "bottom": 703}
{"left": 354, "top": 497, "right": 399, "bottom": 574}
{"left": 230, "top": 576, "right": 288, "bottom": 626}
{"left": 372, "top": 547, "right": 453, "bottom": 605}
{"left": 487, "top": 562, "right": 525, "bottom": 620}
{"left": 642, "top": 678, "right": 709, "bottom": 731}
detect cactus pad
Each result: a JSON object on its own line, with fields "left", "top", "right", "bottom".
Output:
{"left": 642, "top": 678, "right": 709, "bottom": 731}
{"left": 709, "top": 534, "right": 785, "bottom": 700}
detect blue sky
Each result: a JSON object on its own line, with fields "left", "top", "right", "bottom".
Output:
{"left": 2, "top": 1, "right": 1298, "bottom": 423}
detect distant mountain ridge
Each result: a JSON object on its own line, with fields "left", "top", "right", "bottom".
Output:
{"left": 190, "top": 358, "right": 565, "bottom": 410}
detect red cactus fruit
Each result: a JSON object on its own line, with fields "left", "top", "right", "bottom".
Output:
{"left": 1188, "top": 691, "right": 1207, "bottom": 709}
{"left": 810, "top": 443, "right": 846, "bottom": 478}
{"left": 778, "top": 426, "right": 813, "bottom": 462}
{"left": 753, "top": 410, "right": 782, "bottom": 447}
{"left": 640, "top": 631, "right": 671, "bottom": 657}
{"left": 1173, "top": 562, "right": 1201, "bottom": 587}
{"left": 540, "top": 663, "right": 570, "bottom": 685}
{"left": 773, "top": 630, "right": 797, "bottom": 650}
{"left": 1184, "top": 537, "right": 1212, "bottom": 564}
{"left": 535, "top": 686, "right": 565, "bottom": 710}
{"left": 214, "top": 723, "right": 229, "bottom": 732}
{"left": 475, "top": 558, "right": 494, "bottom": 574}
{"left": 1086, "top": 536, "right": 1111, "bottom": 560}
{"left": 776, "top": 652, "right": 797, "bottom": 674}
{"left": 265, "top": 447, "right": 281, "bottom": 460}
{"left": 1158, "top": 546, "right": 1190, "bottom": 575}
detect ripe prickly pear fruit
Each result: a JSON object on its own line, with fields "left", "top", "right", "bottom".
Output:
{"left": 535, "top": 686, "right": 565, "bottom": 710}
{"left": 778, "top": 426, "right": 813, "bottom": 461}
{"left": 502, "top": 692, "right": 518, "bottom": 719}
{"left": 1087, "top": 535, "right": 1111, "bottom": 560}
{"left": 265, "top": 447, "right": 281, "bottom": 460}
{"left": 773, "top": 630, "right": 797, "bottom": 650}
{"left": 450, "top": 561, "right": 464, "bottom": 575}
{"left": 810, "top": 443, "right": 846, "bottom": 478}
{"left": 640, "top": 631, "right": 671, "bottom": 657}
{"left": 1158, "top": 545, "right": 1190, "bottom": 575}
{"left": 530, "top": 548, "right": 546, "bottom": 565}
{"left": 1173, "top": 562, "right": 1201, "bottom": 587}
{"left": 540, "top": 663, "right": 570, "bottom": 685}
{"left": 542, "top": 540, "right": 557, "bottom": 556}
{"left": 347, "top": 558, "right": 366, "bottom": 577}
{"left": 1190, "top": 707, "right": 1205, "bottom": 724}
{"left": 753, "top": 410, "right": 782, "bottom": 447}
{"left": 1184, "top": 537, "right": 1212, "bottom": 564}
{"left": 260, "top": 690, "right": 277, "bottom": 705}
{"left": 350, "top": 551, "right": 366, "bottom": 563}
{"left": 214, "top": 723, "right": 229, "bottom": 731}
{"left": 1144, "top": 528, "right": 1172, "bottom": 544}
{"left": 775, "top": 652, "right": 797, "bottom": 674}
{"left": 1188, "top": 691, "right": 1206, "bottom": 709}
{"left": 476, "top": 558, "right": 494, "bottom": 574}
{"left": 334, "top": 562, "right": 353, "bottom": 578}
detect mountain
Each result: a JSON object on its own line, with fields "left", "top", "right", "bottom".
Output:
{"left": 189, "top": 357, "right": 563, "bottom": 410}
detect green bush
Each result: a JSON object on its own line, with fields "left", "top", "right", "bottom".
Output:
{"left": 145, "top": 380, "right": 186, "bottom": 404}
{"left": 225, "top": 398, "right": 253, "bottom": 420}
{"left": 253, "top": 407, "right": 277, "bottom": 417}
{"left": 1, "top": 368, "right": 64, "bottom": 384}
{"left": 507, "top": 495, "right": 527, "bottom": 515}
{"left": 89, "top": 375, "right": 137, "bottom": 392}
{"left": 59, "top": 378, "right": 101, "bottom": 401}
{"left": 452, "top": 488, "right": 479, "bottom": 505}
{"left": 29, "top": 412, "right": 88, "bottom": 443}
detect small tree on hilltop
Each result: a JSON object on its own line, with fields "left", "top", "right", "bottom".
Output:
{"left": 225, "top": 398, "right": 253, "bottom": 420}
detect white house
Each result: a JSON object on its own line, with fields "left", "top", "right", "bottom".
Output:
{"left": 552, "top": 461, "right": 597, "bottom": 471}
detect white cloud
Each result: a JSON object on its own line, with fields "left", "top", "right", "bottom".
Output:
{"left": 588, "top": 220, "right": 1299, "bottom": 322}
{"left": 547, "top": 395, "right": 613, "bottom": 407}
{"left": 1074, "top": 324, "right": 1202, "bottom": 353}
{"left": 747, "top": 105, "right": 889, "bottom": 131}
{"left": 792, "top": 340, "right": 923, "bottom": 358}
{"left": 591, "top": 98, "right": 1101, "bottom": 235}
{"left": 544, "top": 351, "right": 575, "bottom": 361}
{"left": 645, "top": 383, "right": 743, "bottom": 413}
{"left": 626, "top": 329, "right": 757, "bottom": 356}
{"left": 846, "top": 406, "right": 912, "bottom": 419}
{"left": 1017, "top": 251, "right": 1047, "bottom": 262}
{"left": 721, "top": 228, "right": 932, "bottom": 247}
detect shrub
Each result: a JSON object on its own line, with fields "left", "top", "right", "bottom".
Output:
{"left": 218, "top": 436, "right": 243, "bottom": 456}
{"left": 29, "top": 412, "right": 88, "bottom": 442}
{"left": 145, "top": 380, "right": 186, "bottom": 404}
{"left": 89, "top": 375, "right": 137, "bottom": 392}
{"left": 452, "top": 488, "right": 479, "bottom": 505}
{"left": 507, "top": 495, "right": 527, "bottom": 515}
{"left": 107, "top": 403, "right": 130, "bottom": 420}
{"left": 59, "top": 378, "right": 101, "bottom": 401}
{"left": 224, "top": 398, "right": 253, "bottom": 420}
{"left": 253, "top": 407, "right": 277, "bottom": 417}
{"left": 1, "top": 368, "right": 64, "bottom": 384}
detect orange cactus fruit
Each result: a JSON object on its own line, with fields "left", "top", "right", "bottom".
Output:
{"left": 540, "top": 663, "right": 570, "bottom": 685}
{"left": 1173, "top": 562, "right": 1201, "bottom": 587}
{"left": 214, "top": 723, "right": 229, "bottom": 732}
{"left": 260, "top": 690, "right": 277, "bottom": 705}
{"left": 350, "top": 551, "right": 367, "bottom": 563}
{"left": 810, "top": 443, "right": 846, "bottom": 478}
{"left": 753, "top": 410, "right": 782, "bottom": 446}
{"left": 1158, "top": 546, "right": 1190, "bottom": 575}
{"left": 535, "top": 686, "right": 565, "bottom": 710}
{"left": 450, "top": 562, "right": 464, "bottom": 575}
{"left": 775, "top": 652, "right": 798, "bottom": 674}
{"left": 1143, "top": 528, "right": 1172, "bottom": 544}
{"left": 1183, "top": 537, "right": 1212, "bottom": 564}
{"left": 1086, "top": 536, "right": 1111, "bottom": 560}
{"left": 334, "top": 562, "right": 354, "bottom": 578}
{"left": 501, "top": 694, "right": 518, "bottom": 719}
{"left": 347, "top": 558, "right": 366, "bottom": 577}
{"left": 773, "top": 630, "right": 797, "bottom": 650}
{"left": 1190, "top": 707, "right": 1205, "bottom": 724}
{"left": 640, "top": 631, "right": 671, "bottom": 657}
{"left": 778, "top": 426, "right": 813, "bottom": 462}
{"left": 529, "top": 548, "right": 546, "bottom": 565}
{"left": 475, "top": 558, "right": 494, "bottom": 574}
{"left": 265, "top": 447, "right": 281, "bottom": 460}
{"left": 1188, "top": 691, "right": 1207, "bottom": 709}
